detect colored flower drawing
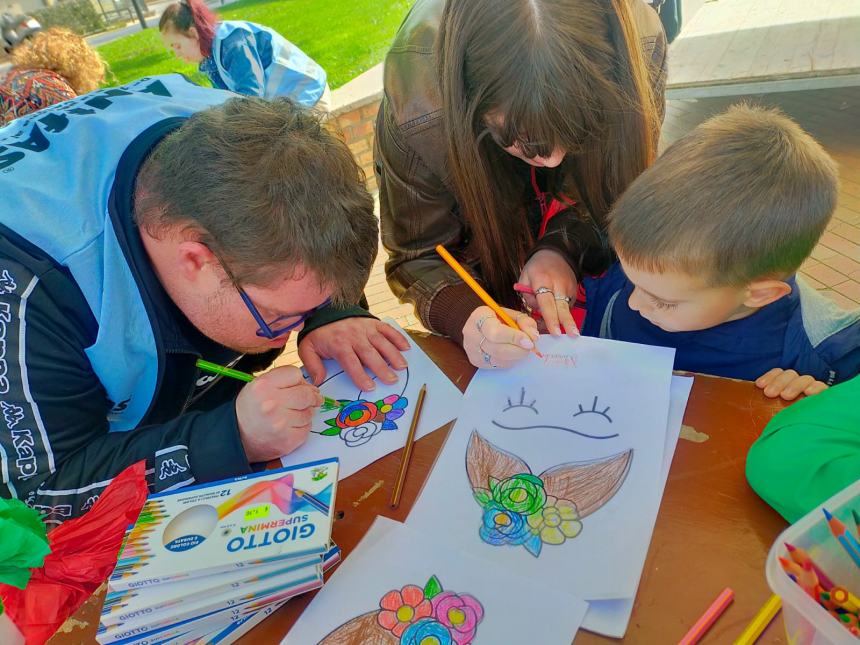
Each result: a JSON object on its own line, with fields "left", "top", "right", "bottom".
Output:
{"left": 466, "top": 431, "right": 632, "bottom": 558}
{"left": 315, "top": 369, "right": 410, "bottom": 447}
{"left": 318, "top": 576, "right": 484, "bottom": 645}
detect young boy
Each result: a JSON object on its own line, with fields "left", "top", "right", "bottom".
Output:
{"left": 581, "top": 104, "right": 860, "bottom": 400}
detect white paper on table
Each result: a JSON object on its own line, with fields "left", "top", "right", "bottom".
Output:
{"left": 581, "top": 375, "right": 694, "bottom": 637}
{"left": 282, "top": 320, "right": 463, "bottom": 478}
{"left": 283, "top": 516, "right": 589, "bottom": 645}
{"left": 407, "top": 336, "right": 676, "bottom": 600}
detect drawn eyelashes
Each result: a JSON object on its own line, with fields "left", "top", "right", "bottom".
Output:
{"left": 492, "top": 388, "right": 619, "bottom": 440}
{"left": 502, "top": 387, "right": 539, "bottom": 414}
{"left": 574, "top": 396, "right": 612, "bottom": 423}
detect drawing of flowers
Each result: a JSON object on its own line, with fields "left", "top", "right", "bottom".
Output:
{"left": 318, "top": 576, "right": 484, "bottom": 645}
{"left": 377, "top": 584, "right": 432, "bottom": 637}
{"left": 466, "top": 431, "right": 632, "bottom": 558}
{"left": 319, "top": 394, "right": 409, "bottom": 447}
{"left": 526, "top": 497, "right": 582, "bottom": 545}
{"left": 430, "top": 591, "right": 484, "bottom": 644}
{"left": 400, "top": 618, "right": 452, "bottom": 645}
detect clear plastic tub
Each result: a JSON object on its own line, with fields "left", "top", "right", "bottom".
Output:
{"left": 766, "top": 478, "right": 860, "bottom": 644}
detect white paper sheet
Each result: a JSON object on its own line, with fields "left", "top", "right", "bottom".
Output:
{"left": 407, "top": 336, "right": 676, "bottom": 600}
{"left": 284, "top": 517, "right": 589, "bottom": 645}
{"left": 282, "top": 321, "right": 463, "bottom": 478}
{"left": 581, "top": 375, "right": 694, "bottom": 637}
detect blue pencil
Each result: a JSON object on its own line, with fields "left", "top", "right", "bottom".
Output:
{"left": 823, "top": 508, "right": 860, "bottom": 569}
{"left": 295, "top": 488, "right": 329, "bottom": 515}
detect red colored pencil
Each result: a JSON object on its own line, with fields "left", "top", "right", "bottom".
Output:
{"left": 678, "top": 587, "right": 734, "bottom": 645}
{"left": 785, "top": 542, "right": 835, "bottom": 589}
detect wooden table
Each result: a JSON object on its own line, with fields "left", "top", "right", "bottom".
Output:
{"left": 50, "top": 332, "right": 793, "bottom": 644}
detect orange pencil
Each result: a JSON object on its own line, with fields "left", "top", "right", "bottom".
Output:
{"left": 678, "top": 587, "right": 734, "bottom": 645}
{"left": 785, "top": 542, "right": 834, "bottom": 589}
{"left": 435, "top": 244, "right": 542, "bottom": 358}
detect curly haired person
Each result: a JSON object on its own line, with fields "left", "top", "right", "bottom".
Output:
{"left": 1, "top": 27, "right": 106, "bottom": 125}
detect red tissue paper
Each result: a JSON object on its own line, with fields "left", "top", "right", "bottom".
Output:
{"left": 0, "top": 461, "right": 148, "bottom": 644}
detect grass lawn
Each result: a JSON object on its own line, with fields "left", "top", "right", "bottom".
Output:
{"left": 97, "top": 0, "right": 413, "bottom": 89}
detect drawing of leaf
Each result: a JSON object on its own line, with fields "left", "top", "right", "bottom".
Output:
{"left": 324, "top": 418, "right": 339, "bottom": 428}
{"left": 424, "top": 575, "right": 443, "bottom": 599}
{"left": 523, "top": 533, "right": 543, "bottom": 557}
{"left": 465, "top": 431, "right": 531, "bottom": 491}
{"left": 540, "top": 450, "right": 633, "bottom": 518}
{"left": 318, "top": 611, "right": 397, "bottom": 645}
{"left": 320, "top": 427, "right": 342, "bottom": 437}
{"left": 472, "top": 488, "right": 491, "bottom": 507}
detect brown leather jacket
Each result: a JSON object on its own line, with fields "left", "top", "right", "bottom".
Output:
{"left": 375, "top": 0, "right": 668, "bottom": 343}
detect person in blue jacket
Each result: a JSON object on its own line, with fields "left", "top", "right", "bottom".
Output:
{"left": 159, "top": 0, "right": 330, "bottom": 111}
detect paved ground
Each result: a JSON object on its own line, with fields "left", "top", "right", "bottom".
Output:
{"left": 276, "top": 84, "right": 860, "bottom": 368}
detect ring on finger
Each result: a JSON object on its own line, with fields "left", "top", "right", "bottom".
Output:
{"left": 554, "top": 294, "right": 572, "bottom": 304}
{"left": 534, "top": 286, "right": 553, "bottom": 297}
{"left": 476, "top": 313, "right": 495, "bottom": 334}
{"left": 479, "top": 337, "right": 492, "bottom": 365}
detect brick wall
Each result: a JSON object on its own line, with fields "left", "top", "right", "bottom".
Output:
{"left": 330, "top": 99, "right": 381, "bottom": 193}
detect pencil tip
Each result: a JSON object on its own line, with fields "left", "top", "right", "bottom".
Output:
{"left": 822, "top": 507, "right": 834, "bottom": 521}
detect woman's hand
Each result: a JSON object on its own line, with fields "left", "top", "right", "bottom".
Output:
{"left": 462, "top": 306, "right": 539, "bottom": 369}
{"left": 518, "top": 249, "right": 579, "bottom": 336}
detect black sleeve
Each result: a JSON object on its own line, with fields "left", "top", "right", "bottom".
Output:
{"left": 530, "top": 206, "right": 614, "bottom": 280}
{"left": 0, "top": 258, "right": 251, "bottom": 524}
{"left": 297, "top": 298, "right": 376, "bottom": 343}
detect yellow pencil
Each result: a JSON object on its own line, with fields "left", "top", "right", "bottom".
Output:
{"left": 733, "top": 594, "right": 781, "bottom": 645}
{"left": 435, "top": 245, "right": 542, "bottom": 359}
{"left": 390, "top": 383, "right": 427, "bottom": 509}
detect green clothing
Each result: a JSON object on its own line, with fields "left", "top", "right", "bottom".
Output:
{"left": 746, "top": 376, "right": 860, "bottom": 523}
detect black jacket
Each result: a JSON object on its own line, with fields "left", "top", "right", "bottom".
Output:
{"left": 0, "top": 121, "right": 371, "bottom": 524}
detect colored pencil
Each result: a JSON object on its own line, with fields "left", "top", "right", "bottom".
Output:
{"left": 678, "top": 587, "right": 734, "bottom": 645}
{"left": 435, "top": 245, "right": 543, "bottom": 358}
{"left": 853, "top": 509, "right": 860, "bottom": 539}
{"left": 831, "top": 586, "right": 860, "bottom": 613}
{"left": 784, "top": 542, "right": 834, "bottom": 589}
{"left": 823, "top": 508, "right": 860, "bottom": 568}
{"left": 195, "top": 359, "right": 341, "bottom": 411}
{"left": 733, "top": 594, "right": 781, "bottom": 645}
{"left": 294, "top": 488, "right": 330, "bottom": 515}
{"left": 390, "top": 383, "right": 427, "bottom": 509}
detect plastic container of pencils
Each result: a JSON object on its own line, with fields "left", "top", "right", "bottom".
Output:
{"left": 766, "top": 478, "right": 860, "bottom": 644}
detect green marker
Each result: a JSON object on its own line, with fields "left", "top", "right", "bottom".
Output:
{"left": 195, "top": 359, "right": 341, "bottom": 411}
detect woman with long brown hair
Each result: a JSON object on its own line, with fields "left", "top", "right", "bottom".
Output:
{"left": 377, "top": 0, "right": 666, "bottom": 369}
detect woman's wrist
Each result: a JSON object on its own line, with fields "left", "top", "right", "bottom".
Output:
{"left": 428, "top": 282, "right": 485, "bottom": 345}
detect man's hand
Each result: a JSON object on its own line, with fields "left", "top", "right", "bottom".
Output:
{"left": 298, "top": 318, "right": 409, "bottom": 391}
{"left": 462, "top": 305, "right": 539, "bottom": 370}
{"left": 518, "top": 249, "right": 579, "bottom": 336}
{"left": 235, "top": 366, "right": 322, "bottom": 462}
{"left": 755, "top": 368, "right": 829, "bottom": 401}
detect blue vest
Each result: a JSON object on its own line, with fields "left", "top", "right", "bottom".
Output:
{"left": 209, "top": 21, "right": 326, "bottom": 106}
{"left": 0, "top": 75, "right": 235, "bottom": 431}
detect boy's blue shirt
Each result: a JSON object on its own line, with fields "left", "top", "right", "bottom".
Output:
{"left": 582, "top": 263, "right": 860, "bottom": 384}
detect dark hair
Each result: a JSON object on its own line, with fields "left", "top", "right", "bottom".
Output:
{"left": 134, "top": 97, "right": 378, "bottom": 304}
{"left": 437, "top": 0, "right": 660, "bottom": 300}
{"left": 608, "top": 104, "right": 839, "bottom": 285}
{"left": 158, "top": 0, "right": 217, "bottom": 58}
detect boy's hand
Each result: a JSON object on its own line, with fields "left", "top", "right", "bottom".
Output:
{"left": 755, "top": 368, "right": 829, "bottom": 401}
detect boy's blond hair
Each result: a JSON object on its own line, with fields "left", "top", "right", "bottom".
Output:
{"left": 608, "top": 104, "right": 839, "bottom": 286}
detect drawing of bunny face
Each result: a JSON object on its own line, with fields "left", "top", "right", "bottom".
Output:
{"left": 490, "top": 387, "right": 618, "bottom": 440}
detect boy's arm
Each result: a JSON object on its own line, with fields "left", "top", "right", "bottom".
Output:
{"left": 746, "top": 376, "right": 860, "bottom": 522}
